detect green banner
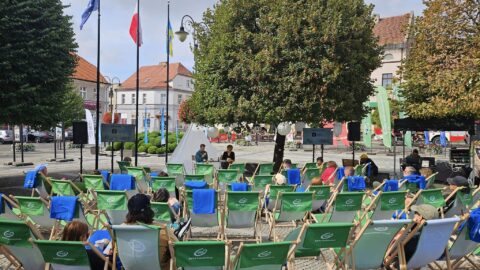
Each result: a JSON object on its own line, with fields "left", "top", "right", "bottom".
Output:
{"left": 281, "top": 192, "right": 313, "bottom": 212}
{"left": 362, "top": 112, "right": 372, "bottom": 148}
{"left": 96, "top": 191, "right": 127, "bottom": 210}
{"left": 380, "top": 191, "right": 406, "bottom": 211}
{"left": 217, "top": 170, "right": 239, "bottom": 183}
{"left": 335, "top": 192, "right": 363, "bottom": 212}
{"left": 151, "top": 202, "right": 171, "bottom": 222}
{"left": 303, "top": 223, "right": 353, "bottom": 249}
{"left": 83, "top": 175, "right": 104, "bottom": 190}
{"left": 17, "top": 197, "right": 44, "bottom": 216}
{"left": 239, "top": 242, "right": 291, "bottom": 269}
{"left": 309, "top": 186, "right": 331, "bottom": 200}
{"left": 0, "top": 220, "right": 32, "bottom": 247}
{"left": 151, "top": 177, "right": 176, "bottom": 193}
{"left": 395, "top": 86, "right": 412, "bottom": 148}
{"left": 51, "top": 180, "right": 75, "bottom": 196}
{"left": 227, "top": 192, "right": 259, "bottom": 211}
{"left": 175, "top": 241, "right": 225, "bottom": 267}
{"left": 377, "top": 86, "right": 391, "bottom": 149}
{"left": 166, "top": 163, "right": 184, "bottom": 175}
{"left": 420, "top": 189, "right": 446, "bottom": 208}
{"left": 34, "top": 240, "right": 90, "bottom": 266}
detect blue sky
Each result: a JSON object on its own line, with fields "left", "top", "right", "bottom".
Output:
{"left": 62, "top": 0, "right": 425, "bottom": 81}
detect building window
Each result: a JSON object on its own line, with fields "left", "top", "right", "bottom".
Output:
{"left": 132, "top": 94, "right": 136, "bottom": 104}
{"left": 93, "top": 88, "right": 97, "bottom": 93}
{"left": 177, "top": 94, "right": 182, "bottom": 104}
{"left": 80, "top": 87, "right": 86, "bottom": 99}
{"left": 121, "top": 94, "right": 125, "bottom": 104}
{"left": 382, "top": 73, "right": 393, "bottom": 88}
{"left": 161, "top": 93, "right": 167, "bottom": 104}
{"left": 143, "top": 93, "right": 147, "bottom": 104}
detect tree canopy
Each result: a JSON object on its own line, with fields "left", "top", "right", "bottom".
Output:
{"left": 0, "top": 0, "right": 79, "bottom": 129}
{"left": 400, "top": 0, "right": 480, "bottom": 119}
{"left": 186, "top": 0, "right": 382, "bottom": 127}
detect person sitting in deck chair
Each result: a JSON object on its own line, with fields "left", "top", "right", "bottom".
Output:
{"left": 316, "top": 157, "right": 324, "bottom": 168}
{"left": 195, "top": 144, "right": 208, "bottom": 163}
{"left": 152, "top": 188, "right": 182, "bottom": 222}
{"left": 360, "top": 154, "right": 378, "bottom": 178}
{"left": 444, "top": 176, "right": 470, "bottom": 214}
{"left": 321, "top": 161, "right": 338, "bottom": 185}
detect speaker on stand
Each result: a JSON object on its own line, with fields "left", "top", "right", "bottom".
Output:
{"left": 73, "top": 121, "right": 88, "bottom": 174}
{"left": 348, "top": 122, "right": 361, "bottom": 164}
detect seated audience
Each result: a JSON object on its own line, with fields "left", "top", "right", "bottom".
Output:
{"left": 320, "top": 161, "right": 338, "bottom": 185}
{"left": 444, "top": 176, "right": 470, "bottom": 214}
{"left": 359, "top": 153, "right": 379, "bottom": 178}
{"left": 316, "top": 157, "right": 324, "bottom": 168}
{"left": 221, "top": 144, "right": 235, "bottom": 169}
{"left": 152, "top": 188, "right": 182, "bottom": 222}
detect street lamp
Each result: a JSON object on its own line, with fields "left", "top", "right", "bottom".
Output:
{"left": 175, "top": 15, "right": 208, "bottom": 49}
{"left": 104, "top": 76, "right": 121, "bottom": 173}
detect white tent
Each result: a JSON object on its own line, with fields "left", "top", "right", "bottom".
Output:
{"left": 169, "top": 124, "right": 220, "bottom": 174}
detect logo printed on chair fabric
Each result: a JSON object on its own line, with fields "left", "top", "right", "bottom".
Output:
{"left": 428, "top": 195, "right": 436, "bottom": 202}
{"left": 128, "top": 240, "right": 146, "bottom": 252}
{"left": 292, "top": 199, "right": 302, "bottom": 206}
{"left": 3, "top": 230, "right": 14, "bottom": 238}
{"left": 26, "top": 202, "right": 36, "bottom": 209}
{"left": 373, "top": 227, "right": 389, "bottom": 232}
{"left": 320, "top": 232, "right": 334, "bottom": 240}
{"left": 238, "top": 198, "right": 248, "bottom": 204}
{"left": 388, "top": 198, "right": 397, "bottom": 204}
{"left": 194, "top": 248, "right": 208, "bottom": 257}
{"left": 257, "top": 251, "right": 272, "bottom": 258}
{"left": 345, "top": 199, "right": 354, "bottom": 205}
{"left": 107, "top": 197, "right": 116, "bottom": 204}
{"left": 56, "top": 250, "right": 69, "bottom": 258}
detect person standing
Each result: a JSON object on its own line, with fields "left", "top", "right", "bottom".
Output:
{"left": 221, "top": 145, "right": 235, "bottom": 169}
{"left": 195, "top": 144, "right": 208, "bottom": 163}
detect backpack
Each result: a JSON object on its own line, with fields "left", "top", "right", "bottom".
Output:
{"left": 467, "top": 207, "right": 480, "bottom": 243}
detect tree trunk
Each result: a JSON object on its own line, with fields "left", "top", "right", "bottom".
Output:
{"left": 273, "top": 131, "right": 286, "bottom": 173}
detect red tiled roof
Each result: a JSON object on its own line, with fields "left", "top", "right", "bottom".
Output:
{"left": 120, "top": 62, "right": 192, "bottom": 90}
{"left": 373, "top": 13, "right": 411, "bottom": 46}
{"left": 72, "top": 54, "right": 108, "bottom": 84}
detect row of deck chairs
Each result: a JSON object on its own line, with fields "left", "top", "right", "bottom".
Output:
{"left": 1, "top": 161, "right": 479, "bottom": 270}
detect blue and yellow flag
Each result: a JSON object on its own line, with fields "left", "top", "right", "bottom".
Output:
{"left": 167, "top": 20, "right": 174, "bottom": 56}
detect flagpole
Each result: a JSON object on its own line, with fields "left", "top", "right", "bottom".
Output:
{"left": 95, "top": 0, "right": 101, "bottom": 170}
{"left": 134, "top": 0, "right": 140, "bottom": 166}
{"left": 165, "top": 0, "right": 170, "bottom": 164}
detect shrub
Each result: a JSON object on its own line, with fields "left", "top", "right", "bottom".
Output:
{"left": 167, "top": 136, "right": 176, "bottom": 143}
{"left": 150, "top": 131, "right": 160, "bottom": 137}
{"left": 124, "top": 142, "right": 135, "bottom": 150}
{"left": 105, "top": 145, "right": 112, "bottom": 151}
{"left": 138, "top": 145, "right": 147, "bottom": 153}
{"left": 144, "top": 143, "right": 152, "bottom": 149}
{"left": 147, "top": 146, "right": 158, "bottom": 154}
{"left": 154, "top": 137, "right": 162, "bottom": 147}
{"left": 113, "top": 142, "right": 123, "bottom": 151}
{"left": 156, "top": 147, "right": 166, "bottom": 154}
{"left": 167, "top": 143, "right": 177, "bottom": 153}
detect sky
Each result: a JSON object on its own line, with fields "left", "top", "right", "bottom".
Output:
{"left": 61, "top": 0, "right": 425, "bottom": 82}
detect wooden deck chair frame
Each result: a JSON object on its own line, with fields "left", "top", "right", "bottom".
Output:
{"left": 383, "top": 219, "right": 425, "bottom": 269}
{"left": 249, "top": 174, "right": 274, "bottom": 193}
{"left": 1, "top": 194, "right": 23, "bottom": 220}
{"left": 307, "top": 185, "right": 333, "bottom": 212}
{"left": 126, "top": 166, "right": 151, "bottom": 193}
{"left": 194, "top": 163, "right": 216, "bottom": 183}
{"left": 33, "top": 172, "right": 52, "bottom": 199}
{"left": 183, "top": 189, "right": 223, "bottom": 240}
{"left": 223, "top": 191, "right": 262, "bottom": 242}
{"left": 262, "top": 185, "right": 296, "bottom": 213}
{"left": 426, "top": 172, "right": 439, "bottom": 189}
{"left": 10, "top": 195, "right": 54, "bottom": 232}
{"left": 415, "top": 187, "right": 461, "bottom": 218}
{"left": 151, "top": 202, "right": 179, "bottom": 224}
{"left": 315, "top": 190, "right": 365, "bottom": 224}
{"left": 91, "top": 190, "right": 129, "bottom": 227}
{"left": 267, "top": 192, "right": 314, "bottom": 241}
{"left": 231, "top": 241, "right": 297, "bottom": 270}
{"left": 253, "top": 162, "right": 275, "bottom": 176}
{"left": 81, "top": 174, "right": 108, "bottom": 209}
{"left": 169, "top": 240, "right": 232, "bottom": 270}
{"left": 49, "top": 179, "right": 85, "bottom": 201}
{"left": 228, "top": 163, "right": 246, "bottom": 181}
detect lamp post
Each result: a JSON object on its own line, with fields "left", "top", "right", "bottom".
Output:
{"left": 175, "top": 15, "right": 209, "bottom": 49}
{"left": 105, "top": 76, "right": 121, "bottom": 173}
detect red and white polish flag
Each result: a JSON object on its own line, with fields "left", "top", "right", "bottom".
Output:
{"left": 129, "top": 3, "right": 143, "bottom": 46}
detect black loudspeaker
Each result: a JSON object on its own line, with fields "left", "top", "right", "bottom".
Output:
{"left": 347, "top": 122, "right": 361, "bottom": 141}
{"left": 73, "top": 121, "right": 88, "bottom": 144}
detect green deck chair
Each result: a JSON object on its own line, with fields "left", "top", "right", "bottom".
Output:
{"left": 268, "top": 192, "right": 314, "bottom": 240}
{"left": 415, "top": 188, "right": 446, "bottom": 214}
{"left": 232, "top": 241, "right": 295, "bottom": 270}
{"left": 369, "top": 191, "right": 407, "bottom": 220}
{"left": 126, "top": 166, "right": 150, "bottom": 193}
{"left": 166, "top": 163, "right": 186, "bottom": 186}
{"left": 81, "top": 174, "right": 106, "bottom": 191}
{"left": 284, "top": 222, "right": 354, "bottom": 269}
{"left": 251, "top": 175, "right": 273, "bottom": 192}
{"left": 151, "top": 202, "right": 176, "bottom": 224}
{"left": 307, "top": 185, "right": 331, "bottom": 211}
{"left": 95, "top": 190, "right": 128, "bottom": 225}
{"left": 256, "top": 163, "right": 275, "bottom": 175}
{"left": 425, "top": 172, "right": 439, "bottom": 189}
{"left": 354, "top": 164, "right": 364, "bottom": 176}
{"left": 319, "top": 162, "right": 328, "bottom": 174}
{"left": 15, "top": 196, "right": 54, "bottom": 229}
{"left": 351, "top": 219, "right": 411, "bottom": 269}
{"left": 34, "top": 240, "right": 109, "bottom": 270}
{"left": 50, "top": 179, "right": 81, "bottom": 196}
{"left": 314, "top": 192, "right": 365, "bottom": 223}
{"left": 266, "top": 185, "right": 296, "bottom": 211}
{"left": 112, "top": 224, "right": 163, "bottom": 270}
{"left": 195, "top": 163, "right": 215, "bottom": 183}
{"left": 0, "top": 219, "right": 45, "bottom": 270}
{"left": 217, "top": 169, "right": 241, "bottom": 184}
{"left": 117, "top": 161, "right": 131, "bottom": 174}
{"left": 445, "top": 189, "right": 477, "bottom": 218}
{"left": 170, "top": 241, "right": 228, "bottom": 270}
{"left": 32, "top": 173, "right": 52, "bottom": 199}
{"left": 185, "top": 174, "right": 207, "bottom": 181}
{"left": 302, "top": 168, "right": 321, "bottom": 188}
{"left": 224, "top": 191, "right": 261, "bottom": 241}
{"left": 151, "top": 176, "right": 177, "bottom": 198}
{"left": 303, "top": 162, "right": 318, "bottom": 170}
{"left": 229, "top": 163, "right": 246, "bottom": 174}
{"left": 0, "top": 194, "right": 22, "bottom": 221}
{"left": 185, "top": 190, "right": 221, "bottom": 239}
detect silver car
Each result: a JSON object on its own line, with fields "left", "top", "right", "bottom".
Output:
{"left": 0, "top": 130, "right": 14, "bottom": 144}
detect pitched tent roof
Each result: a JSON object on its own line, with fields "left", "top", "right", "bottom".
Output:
{"left": 373, "top": 13, "right": 412, "bottom": 46}
{"left": 72, "top": 53, "right": 108, "bottom": 84}
{"left": 120, "top": 62, "right": 193, "bottom": 90}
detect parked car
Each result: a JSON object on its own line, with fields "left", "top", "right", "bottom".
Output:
{"left": 28, "top": 131, "right": 54, "bottom": 143}
{"left": 0, "top": 130, "right": 14, "bottom": 144}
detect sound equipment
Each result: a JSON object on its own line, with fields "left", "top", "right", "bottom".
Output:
{"left": 72, "top": 121, "right": 88, "bottom": 145}
{"left": 347, "top": 122, "right": 361, "bottom": 141}
{"left": 450, "top": 148, "right": 470, "bottom": 165}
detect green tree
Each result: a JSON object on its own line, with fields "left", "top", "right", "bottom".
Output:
{"left": 57, "top": 84, "right": 85, "bottom": 128}
{"left": 400, "top": 0, "right": 480, "bottom": 118}
{"left": 190, "top": 0, "right": 382, "bottom": 169}
{"left": 0, "top": 0, "right": 78, "bottom": 129}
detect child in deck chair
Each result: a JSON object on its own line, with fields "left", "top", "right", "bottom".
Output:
{"left": 62, "top": 221, "right": 111, "bottom": 270}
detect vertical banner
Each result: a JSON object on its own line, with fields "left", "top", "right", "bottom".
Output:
{"left": 362, "top": 113, "right": 372, "bottom": 148}
{"left": 377, "top": 86, "right": 392, "bottom": 149}
{"left": 440, "top": 131, "right": 447, "bottom": 147}
{"left": 144, "top": 107, "right": 149, "bottom": 144}
{"left": 175, "top": 120, "right": 179, "bottom": 144}
{"left": 424, "top": 131, "right": 430, "bottom": 145}
{"left": 85, "top": 109, "right": 95, "bottom": 145}
{"left": 160, "top": 108, "right": 165, "bottom": 145}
